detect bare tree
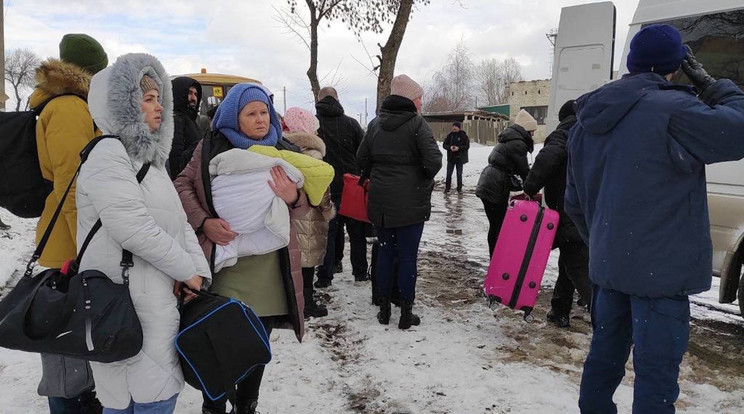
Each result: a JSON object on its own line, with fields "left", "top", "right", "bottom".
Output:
{"left": 283, "top": 0, "right": 430, "bottom": 109}
{"left": 424, "top": 40, "right": 475, "bottom": 112}
{"left": 281, "top": 1, "right": 347, "bottom": 101}
{"left": 4, "top": 48, "right": 41, "bottom": 111}
{"left": 474, "top": 57, "right": 523, "bottom": 106}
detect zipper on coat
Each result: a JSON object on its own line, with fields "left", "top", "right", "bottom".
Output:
{"left": 508, "top": 204, "right": 544, "bottom": 309}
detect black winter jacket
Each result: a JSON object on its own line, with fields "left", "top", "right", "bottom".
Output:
{"left": 475, "top": 125, "right": 534, "bottom": 205}
{"left": 170, "top": 76, "right": 203, "bottom": 179}
{"left": 523, "top": 116, "right": 583, "bottom": 245}
{"left": 443, "top": 130, "right": 470, "bottom": 164}
{"left": 357, "top": 95, "right": 443, "bottom": 228}
{"left": 315, "top": 96, "right": 365, "bottom": 196}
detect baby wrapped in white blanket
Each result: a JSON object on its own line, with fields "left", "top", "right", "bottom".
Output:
{"left": 209, "top": 148, "right": 305, "bottom": 272}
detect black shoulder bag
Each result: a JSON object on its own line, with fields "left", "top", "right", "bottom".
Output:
{"left": 0, "top": 135, "right": 147, "bottom": 363}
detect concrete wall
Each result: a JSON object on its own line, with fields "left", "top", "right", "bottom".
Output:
{"left": 507, "top": 79, "right": 551, "bottom": 143}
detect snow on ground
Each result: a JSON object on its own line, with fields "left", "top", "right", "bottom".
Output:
{"left": 0, "top": 143, "right": 742, "bottom": 413}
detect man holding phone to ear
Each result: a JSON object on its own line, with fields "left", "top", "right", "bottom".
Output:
{"left": 566, "top": 25, "right": 744, "bottom": 413}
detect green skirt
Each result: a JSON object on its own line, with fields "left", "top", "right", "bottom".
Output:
{"left": 211, "top": 251, "right": 289, "bottom": 317}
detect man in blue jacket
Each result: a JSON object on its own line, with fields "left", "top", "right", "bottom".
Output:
{"left": 566, "top": 25, "right": 744, "bottom": 413}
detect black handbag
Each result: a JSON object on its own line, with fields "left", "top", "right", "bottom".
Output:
{"left": 0, "top": 135, "right": 147, "bottom": 363}
{"left": 176, "top": 289, "right": 271, "bottom": 402}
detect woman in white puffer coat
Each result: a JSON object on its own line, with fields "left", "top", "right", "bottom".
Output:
{"left": 76, "top": 53, "right": 210, "bottom": 413}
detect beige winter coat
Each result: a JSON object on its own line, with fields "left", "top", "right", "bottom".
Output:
{"left": 284, "top": 132, "right": 336, "bottom": 267}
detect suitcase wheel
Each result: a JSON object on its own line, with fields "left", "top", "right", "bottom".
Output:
{"left": 528, "top": 281, "right": 537, "bottom": 289}
{"left": 502, "top": 273, "right": 510, "bottom": 280}
{"left": 520, "top": 215, "right": 528, "bottom": 222}
{"left": 547, "top": 223, "right": 555, "bottom": 230}
{"left": 523, "top": 313, "right": 534, "bottom": 323}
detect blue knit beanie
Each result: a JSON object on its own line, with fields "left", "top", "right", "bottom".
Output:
{"left": 627, "top": 24, "right": 686, "bottom": 76}
{"left": 212, "top": 83, "right": 281, "bottom": 149}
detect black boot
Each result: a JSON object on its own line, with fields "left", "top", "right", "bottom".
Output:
{"left": 398, "top": 301, "right": 421, "bottom": 330}
{"left": 304, "top": 290, "right": 328, "bottom": 318}
{"left": 235, "top": 399, "right": 258, "bottom": 414}
{"left": 547, "top": 309, "right": 570, "bottom": 328}
{"left": 303, "top": 268, "right": 328, "bottom": 318}
{"left": 377, "top": 298, "right": 391, "bottom": 325}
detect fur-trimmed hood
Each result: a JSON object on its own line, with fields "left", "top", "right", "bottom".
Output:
{"left": 29, "top": 59, "right": 92, "bottom": 109}
{"left": 88, "top": 53, "right": 173, "bottom": 168}
{"left": 283, "top": 131, "right": 326, "bottom": 160}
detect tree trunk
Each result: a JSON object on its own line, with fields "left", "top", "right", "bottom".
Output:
{"left": 306, "top": 1, "right": 321, "bottom": 103}
{"left": 375, "top": 0, "right": 414, "bottom": 114}
{"left": 12, "top": 82, "right": 22, "bottom": 112}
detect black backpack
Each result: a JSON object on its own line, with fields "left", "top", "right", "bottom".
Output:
{"left": 0, "top": 136, "right": 146, "bottom": 362}
{"left": 176, "top": 289, "right": 271, "bottom": 402}
{"left": 0, "top": 93, "right": 83, "bottom": 218}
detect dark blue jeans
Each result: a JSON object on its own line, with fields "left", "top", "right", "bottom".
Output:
{"left": 318, "top": 195, "right": 368, "bottom": 280}
{"left": 374, "top": 222, "right": 425, "bottom": 303}
{"left": 579, "top": 287, "right": 690, "bottom": 414}
{"left": 445, "top": 161, "right": 464, "bottom": 191}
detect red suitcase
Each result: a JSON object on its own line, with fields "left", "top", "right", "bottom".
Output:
{"left": 483, "top": 200, "right": 559, "bottom": 321}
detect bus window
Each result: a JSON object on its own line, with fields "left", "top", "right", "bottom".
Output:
{"left": 646, "top": 11, "right": 744, "bottom": 89}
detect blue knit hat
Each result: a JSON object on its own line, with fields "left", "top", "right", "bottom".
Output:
{"left": 627, "top": 24, "right": 686, "bottom": 76}
{"left": 212, "top": 83, "right": 281, "bottom": 149}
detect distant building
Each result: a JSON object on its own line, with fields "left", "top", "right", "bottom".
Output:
{"left": 507, "top": 79, "right": 551, "bottom": 142}
{"left": 423, "top": 110, "right": 509, "bottom": 146}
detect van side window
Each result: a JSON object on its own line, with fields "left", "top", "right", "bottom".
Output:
{"left": 647, "top": 11, "right": 744, "bottom": 89}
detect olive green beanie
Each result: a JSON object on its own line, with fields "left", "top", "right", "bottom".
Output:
{"left": 59, "top": 33, "right": 108, "bottom": 74}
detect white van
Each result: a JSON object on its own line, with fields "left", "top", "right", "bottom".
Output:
{"left": 547, "top": 0, "right": 744, "bottom": 315}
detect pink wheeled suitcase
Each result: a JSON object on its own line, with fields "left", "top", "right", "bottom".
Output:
{"left": 483, "top": 199, "right": 559, "bottom": 321}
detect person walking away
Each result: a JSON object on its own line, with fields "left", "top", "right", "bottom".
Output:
{"left": 475, "top": 109, "right": 537, "bottom": 258}
{"left": 566, "top": 25, "right": 744, "bottom": 413}
{"left": 169, "top": 76, "right": 203, "bottom": 178}
{"left": 175, "top": 83, "right": 310, "bottom": 414}
{"left": 283, "top": 107, "right": 333, "bottom": 318}
{"left": 523, "top": 100, "right": 591, "bottom": 328}
{"left": 30, "top": 32, "right": 108, "bottom": 414}
{"left": 314, "top": 86, "right": 368, "bottom": 286}
{"left": 80, "top": 52, "right": 210, "bottom": 413}
{"left": 443, "top": 121, "right": 470, "bottom": 194}
{"left": 357, "top": 74, "right": 442, "bottom": 330}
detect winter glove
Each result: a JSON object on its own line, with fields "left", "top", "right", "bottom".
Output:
{"left": 681, "top": 45, "right": 716, "bottom": 92}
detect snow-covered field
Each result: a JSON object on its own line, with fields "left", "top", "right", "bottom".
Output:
{"left": 0, "top": 143, "right": 742, "bottom": 413}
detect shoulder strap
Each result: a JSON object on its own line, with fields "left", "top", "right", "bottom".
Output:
{"left": 25, "top": 135, "right": 150, "bottom": 278}
{"left": 32, "top": 93, "right": 86, "bottom": 116}
{"left": 74, "top": 162, "right": 150, "bottom": 275}
{"left": 26, "top": 135, "right": 117, "bottom": 275}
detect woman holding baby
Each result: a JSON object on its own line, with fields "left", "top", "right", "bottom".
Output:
{"left": 174, "top": 83, "right": 313, "bottom": 414}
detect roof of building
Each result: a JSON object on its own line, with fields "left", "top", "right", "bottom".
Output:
{"left": 422, "top": 110, "right": 509, "bottom": 123}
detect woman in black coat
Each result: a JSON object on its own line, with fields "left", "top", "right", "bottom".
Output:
{"left": 443, "top": 121, "right": 470, "bottom": 193}
{"left": 357, "top": 74, "right": 442, "bottom": 330}
{"left": 475, "top": 109, "right": 538, "bottom": 258}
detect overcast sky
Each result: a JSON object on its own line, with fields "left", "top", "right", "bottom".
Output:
{"left": 3, "top": 0, "right": 641, "bottom": 119}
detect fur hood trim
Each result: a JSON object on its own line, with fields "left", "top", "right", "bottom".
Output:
{"left": 88, "top": 53, "right": 173, "bottom": 168}
{"left": 29, "top": 59, "right": 91, "bottom": 108}
{"left": 283, "top": 131, "right": 326, "bottom": 158}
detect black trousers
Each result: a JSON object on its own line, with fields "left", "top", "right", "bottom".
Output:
{"left": 445, "top": 161, "right": 464, "bottom": 191}
{"left": 202, "top": 317, "right": 275, "bottom": 410}
{"left": 481, "top": 199, "right": 508, "bottom": 259}
{"left": 551, "top": 242, "right": 592, "bottom": 316}
{"left": 319, "top": 194, "right": 368, "bottom": 280}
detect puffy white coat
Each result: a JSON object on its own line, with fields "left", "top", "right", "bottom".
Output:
{"left": 210, "top": 149, "right": 304, "bottom": 272}
{"left": 78, "top": 53, "right": 211, "bottom": 409}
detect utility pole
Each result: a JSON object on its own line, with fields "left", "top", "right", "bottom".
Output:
{"left": 282, "top": 86, "right": 287, "bottom": 114}
{"left": 1, "top": 0, "right": 7, "bottom": 111}
{"left": 358, "top": 113, "right": 362, "bottom": 124}
{"left": 364, "top": 98, "right": 368, "bottom": 125}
